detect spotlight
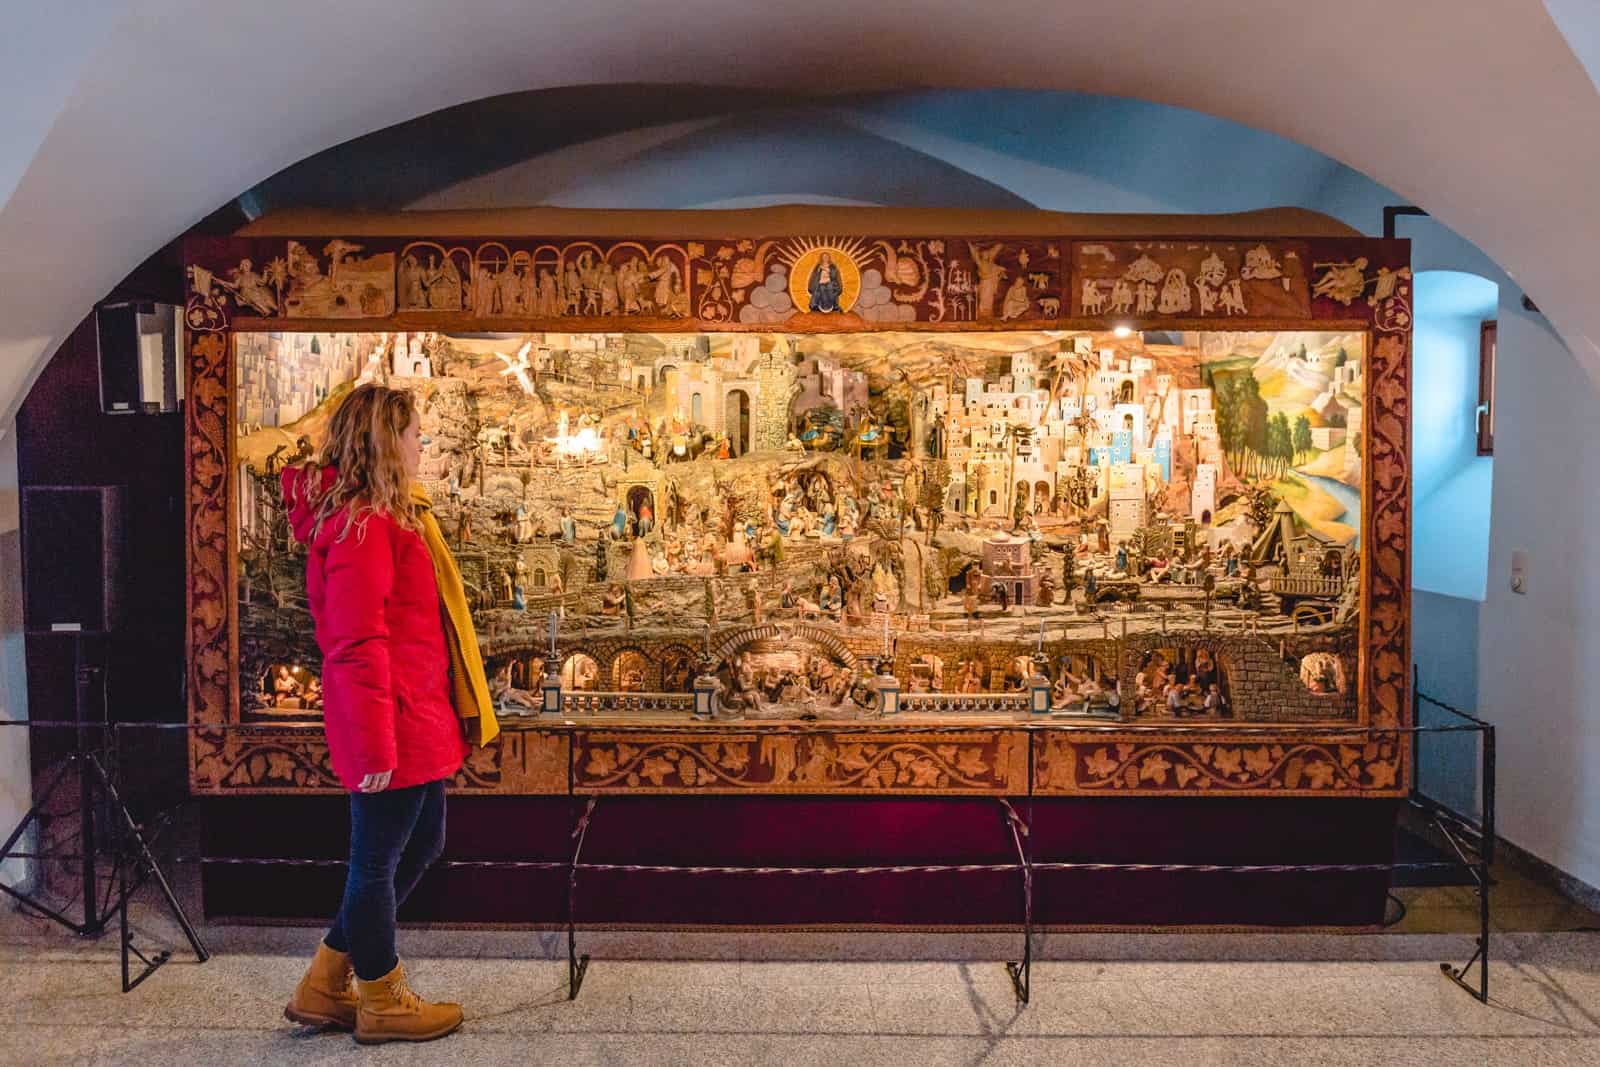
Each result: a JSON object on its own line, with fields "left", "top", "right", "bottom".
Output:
{"left": 1113, "top": 325, "right": 1134, "bottom": 338}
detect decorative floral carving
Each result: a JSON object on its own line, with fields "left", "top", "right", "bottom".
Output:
{"left": 1034, "top": 733, "right": 1406, "bottom": 796}
{"left": 187, "top": 332, "right": 232, "bottom": 744}
{"left": 571, "top": 730, "right": 1020, "bottom": 794}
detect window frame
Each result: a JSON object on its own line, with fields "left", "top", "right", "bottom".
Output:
{"left": 1478, "top": 319, "right": 1497, "bottom": 455}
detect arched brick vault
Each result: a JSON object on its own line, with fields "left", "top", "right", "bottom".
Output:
{"left": 1120, "top": 632, "right": 1357, "bottom": 722}
{"left": 710, "top": 623, "right": 858, "bottom": 671}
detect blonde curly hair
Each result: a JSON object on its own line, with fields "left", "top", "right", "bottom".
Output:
{"left": 300, "top": 382, "right": 420, "bottom": 541}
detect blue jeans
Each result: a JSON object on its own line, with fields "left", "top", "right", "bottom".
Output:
{"left": 323, "top": 779, "right": 447, "bottom": 981}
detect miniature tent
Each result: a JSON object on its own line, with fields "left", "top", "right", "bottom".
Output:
{"left": 1249, "top": 498, "right": 1339, "bottom": 565}
{"left": 1249, "top": 499, "right": 1300, "bottom": 564}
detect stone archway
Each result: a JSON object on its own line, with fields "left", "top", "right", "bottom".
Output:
{"left": 726, "top": 388, "right": 751, "bottom": 456}
{"left": 709, "top": 622, "right": 858, "bottom": 671}
{"left": 627, "top": 485, "right": 655, "bottom": 523}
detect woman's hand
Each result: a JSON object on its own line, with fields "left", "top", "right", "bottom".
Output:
{"left": 357, "top": 770, "right": 393, "bottom": 794}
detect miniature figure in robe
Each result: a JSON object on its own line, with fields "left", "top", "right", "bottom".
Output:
{"left": 806, "top": 252, "right": 844, "bottom": 313}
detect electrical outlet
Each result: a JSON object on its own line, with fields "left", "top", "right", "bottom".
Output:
{"left": 1510, "top": 549, "right": 1529, "bottom": 595}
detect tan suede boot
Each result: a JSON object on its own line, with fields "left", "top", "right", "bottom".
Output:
{"left": 283, "top": 941, "right": 358, "bottom": 1031}
{"left": 353, "top": 961, "right": 463, "bottom": 1045}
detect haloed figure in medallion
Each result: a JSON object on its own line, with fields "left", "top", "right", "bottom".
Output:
{"left": 280, "top": 384, "right": 499, "bottom": 1045}
{"left": 807, "top": 251, "right": 844, "bottom": 313}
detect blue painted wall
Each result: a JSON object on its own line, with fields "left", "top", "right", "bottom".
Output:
{"left": 1412, "top": 271, "right": 1497, "bottom": 602}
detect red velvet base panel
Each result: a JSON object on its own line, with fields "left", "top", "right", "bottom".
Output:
{"left": 200, "top": 795, "right": 1398, "bottom": 928}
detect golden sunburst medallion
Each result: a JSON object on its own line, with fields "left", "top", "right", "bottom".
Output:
{"left": 780, "top": 237, "right": 868, "bottom": 314}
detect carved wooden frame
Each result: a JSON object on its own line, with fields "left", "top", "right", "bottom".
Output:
{"left": 184, "top": 230, "right": 1410, "bottom": 797}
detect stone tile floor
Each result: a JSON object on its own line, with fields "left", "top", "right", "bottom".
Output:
{"left": 1, "top": 899, "right": 1597, "bottom": 1066}
{"left": 1, "top": 829, "right": 1595, "bottom": 1066}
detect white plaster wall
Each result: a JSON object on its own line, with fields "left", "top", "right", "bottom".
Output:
{"left": 0, "top": 425, "right": 32, "bottom": 889}
{"left": 1477, "top": 297, "right": 1600, "bottom": 888}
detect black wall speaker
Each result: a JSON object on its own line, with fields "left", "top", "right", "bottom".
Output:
{"left": 21, "top": 486, "right": 126, "bottom": 635}
{"left": 96, "top": 302, "right": 181, "bottom": 415}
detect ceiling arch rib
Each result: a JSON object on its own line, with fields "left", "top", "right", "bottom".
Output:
{"left": 3, "top": 0, "right": 1599, "bottom": 426}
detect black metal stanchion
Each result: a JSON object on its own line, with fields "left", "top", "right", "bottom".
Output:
{"left": 1000, "top": 797, "right": 1032, "bottom": 1005}
{"left": 0, "top": 718, "right": 208, "bottom": 989}
{"left": 567, "top": 796, "right": 597, "bottom": 1000}
{"left": 2, "top": 713, "right": 1500, "bottom": 1006}
{"left": 1408, "top": 681, "right": 1496, "bottom": 1005}
{"left": 100, "top": 731, "right": 209, "bottom": 985}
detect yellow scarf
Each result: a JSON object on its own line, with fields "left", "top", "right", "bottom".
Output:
{"left": 410, "top": 483, "right": 499, "bottom": 747}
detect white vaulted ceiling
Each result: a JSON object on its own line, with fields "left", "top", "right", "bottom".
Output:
{"left": 2, "top": 0, "right": 1599, "bottom": 425}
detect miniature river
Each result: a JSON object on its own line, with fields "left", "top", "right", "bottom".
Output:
{"left": 1296, "top": 471, "right": 1362, "bottom": 548}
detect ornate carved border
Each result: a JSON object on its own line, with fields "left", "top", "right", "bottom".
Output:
{"left": 189, "top": 724, "right": 569, "bottom": 795}
{"left": 571, "top": 728, "right": 1028, "bottom": 795}
{"left": 185, "top": 332, "right": 233, "bottom": 787}
{"left": 1033, "top": 731, "right": 1404, "bottom": 797}
{"left": 183, "top": 227, "right": 1411, "bottom": 798}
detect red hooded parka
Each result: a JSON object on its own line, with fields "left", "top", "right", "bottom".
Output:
{"left": 282, "top": 467, "right": 468, "bottom": 792}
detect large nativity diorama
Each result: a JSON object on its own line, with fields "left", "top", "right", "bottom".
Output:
{"left": 234, "top": 315, "right": 1365, "bottom": 727}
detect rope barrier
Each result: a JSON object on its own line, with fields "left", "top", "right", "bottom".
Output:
{"left": 184, "top": 855, "right": 1461, "bottom": 877}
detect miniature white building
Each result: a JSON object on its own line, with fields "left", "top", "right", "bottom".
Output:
{"left": 1180, "top": 388, "right": 1215, "bottom": 434}
{"left": 1192, "top": 463, "right": 1218, "bottom": 524}
{"left": 1310, "top": 426, "right": 1347, "bottom": 450}
{"left": 1111, "top": 402, "right": 1146, "bottom": 445}
{"left": 1109, "top": 482, "right": 1149, "bottom": 542}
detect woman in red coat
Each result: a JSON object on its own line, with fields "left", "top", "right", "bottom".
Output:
{"left": 280, "top": 383, "right": 474, "bottom": 1045}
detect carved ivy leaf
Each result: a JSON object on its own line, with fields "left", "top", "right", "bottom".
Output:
{"left": 193, "top": 598, "right": 226, "bottom": 634}
{"left": 1174, "top": 763, "right": 1199, "bottom": 788}
{"left": 701, "top": 742, "right": 721, "bottom": 765}
{"left": 1374, "top": 651, "right": 1405, "bottom": 683}
{"left": 1193, "top": 744, "right": 1214, "bottom": 764}
{"left": 1139, "top": 754, "right": 1172, "bottom": 785}
{"left": 194, "top": 755, "right": 224, "bottom": 787}
{"left": 1116, "top": 743, "right": 1136, "bottom": 762}
{"left": 1373, "top": 372, "right": 1407, "bottom": 412}
{"left": 955, "top": 748, "right": 989, "bottom": 780}
{"left": 197, "top": 646, "right": 228, "bottom": 681}
{"left": 1242, "top": 747, "right": 1274, "bottom": 777}
{"left": 584, "top": 747, "right": 618, "bottom": 778}
{"left": 616, "top": 742, "right": 638, "bottom": 766}
{"left": 1338, "top": 746, "right": 1363, "bottom": 770}
{"left": 1085, "top": 747, "right": 1120, "bottom": 779}
{"left": 1304, "top": 760, "right": 1336, "bottom": 789}
{"left": 1366, "top": 760, "right": 1398, "bottom": 790}
{"left": 193, "top": 369, "right": 227, "bottom": 409}
{"left": 838, "top": 743, "right": 872, "bottom": 772}
{"left": 638, "top": 757, "right": 676, "bottom": 785}
{"left": 719, "top": 745, "right": 750, "bottom": 773}
{"left": 193, "top": 452, "right": 224, "bottom": 491}
{"left": 1369, "top": 601, "right": 1401, "bottom": 635}
{"left": 1212, "top": 747, "right": 1243, "bottom": 778}
{"left": 909, "top": 759, "right": 943, "bottom": 788}
{"left": 263, "top": 751, "right": 294, "bottom": 780}
{"left": 1376, "top": 508, "right": 1406, "bottom": 547}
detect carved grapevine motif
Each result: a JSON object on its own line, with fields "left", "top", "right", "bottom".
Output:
{"left": 1034, "top": 735, "right": 1404, "bottom": 796}
{"left": 571, "top": 731, "right": 1018, "bottom": 794}
{"left": 187, "top": 332, "right": 232, "bottom": 734}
